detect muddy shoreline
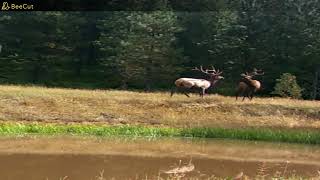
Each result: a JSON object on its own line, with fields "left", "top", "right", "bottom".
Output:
{"left": 0, "top": 136, "right": 319, "bottom": 179}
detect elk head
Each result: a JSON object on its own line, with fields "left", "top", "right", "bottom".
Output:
{"left": 192, "top": 65, "right": 224, "bottom": 82}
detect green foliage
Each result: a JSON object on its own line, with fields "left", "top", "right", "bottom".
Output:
{"left": 0, "top": 123, "right": 320, "bottom": 144}
{"left": 272, "top": 73, "right": 303, "bottom": 99}
{"left": 0, "top": 1, "right": 320, "bottom": 98}
{"left": 97, "top": 11, "right": 184, "bottom": 90}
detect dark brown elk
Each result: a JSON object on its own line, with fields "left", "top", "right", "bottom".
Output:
{"left": 236, "top": 68, "right": 264, "bottom": 101}
{"left": 171, "top": 66, "right": 224, "bottom": 98}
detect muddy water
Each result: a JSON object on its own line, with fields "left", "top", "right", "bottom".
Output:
{"left": 0, "top": 136, "right": 319, "bottom": 180}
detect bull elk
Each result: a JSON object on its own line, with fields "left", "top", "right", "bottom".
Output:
{"left": 236, "top": 68, "right": 264, "bottom": 101}
{"left": 171, "top": 65, "right": 224, "bottom": 98}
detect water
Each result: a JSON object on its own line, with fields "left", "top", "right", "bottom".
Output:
{"left": 0, "top": 136, "right": 319, "bottom": 179}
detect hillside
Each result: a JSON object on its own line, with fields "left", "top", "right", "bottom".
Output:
{"left": 0, "top": 85, "right": 319, "bottom": 129}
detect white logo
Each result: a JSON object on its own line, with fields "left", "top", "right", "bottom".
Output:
{"left": 1, "top": 2, "right": 10, "bottom": 10}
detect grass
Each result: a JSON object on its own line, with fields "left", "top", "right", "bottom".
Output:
{"left": 0, "top": 84, "right": 319, "bottom": 143}
{"left": 0, "top": 84, "right": 319, "bottom": 129}
{"left": 1, "top": 122, "right": 320, "bottom": 144}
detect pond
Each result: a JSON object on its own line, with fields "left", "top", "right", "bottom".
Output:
{"left": 0, "top": 136, "right": 319, "bottom": 180}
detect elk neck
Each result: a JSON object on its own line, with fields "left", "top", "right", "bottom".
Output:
{"left": 241, "top": 77, "right": 260, "bottom": 89}
{"left": 209, "top": 78, "right": 220, "bottom": 87}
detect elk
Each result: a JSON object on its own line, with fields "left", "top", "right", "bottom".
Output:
{"left": 171, "top": 65, "right": 224, "bottom": 98}
{"left": 236, "top": 68, "right": 264, "bottom": 101}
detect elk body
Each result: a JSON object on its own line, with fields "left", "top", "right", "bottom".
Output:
{"left": 171, "top": 66, "right": 224, "bottom": 98}
{"left": 236, "top": 68, "right": 264, "bottom": 101}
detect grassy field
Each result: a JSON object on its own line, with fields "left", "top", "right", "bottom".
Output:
{"left": 1, "top": 123, "right": 320, "bottom": 144}
{"left": 0, "top": 85, "right": 319, "bottom": 129}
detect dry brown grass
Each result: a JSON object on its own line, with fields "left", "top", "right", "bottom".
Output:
{"left": 0, "top": 85, "right": 319, "bottom": 129}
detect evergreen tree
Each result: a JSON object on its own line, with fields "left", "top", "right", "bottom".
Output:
{"left": 97, "top": 11, "right": 184, "bottom": 90}
{"left": 272, "top": 73, "right": 303, "bottom": 99}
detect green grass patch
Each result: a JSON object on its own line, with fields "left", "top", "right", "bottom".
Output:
{"left": 0, "top": 123, "right": 320, "bottom": 145}
{"left": 180, "top": 128, "right": 320, "bottom": 144}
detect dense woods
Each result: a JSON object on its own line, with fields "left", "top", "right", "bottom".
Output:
{"left": 0, "top": 0, "right": 320, "bottom": 99}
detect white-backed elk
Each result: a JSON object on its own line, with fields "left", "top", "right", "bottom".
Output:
{"left": 171, "top": 65, "right": 224, "bottom": 98}
{"left": 236, "top": 68, "right": 264, "bottom": 101}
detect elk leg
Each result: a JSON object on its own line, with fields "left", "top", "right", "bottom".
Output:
{"left": 242, "top": 91, "right": 247, "bottom": 101}
{"left": 236, "top": 88, "right": 244, "bottom": 101}
{"left": 249, "top": 93, "right": 254, "bottom": 100}
{"left": 201, "top": 88, "right": 205, "bottom": 98}
{"left": 235, "top": 90, "right": 240, "bottom": 101}
{"left": 236, "top": 90, "right": 245, "bottom": 101}
{"left": 178, "top": 87, "right": 190, "bottom": 97}
{"left": 199, "top": 88, "right": 205, "bottom": 98}
{"left": 248, "top": 90, "right": 254, "bottom": 100}
{"left": 170, "top": 87, "right": 177, "bottom": 97}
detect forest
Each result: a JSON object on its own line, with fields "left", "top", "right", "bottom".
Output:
{"left": 0, "top": 0, "right": 320, "bottom": 99}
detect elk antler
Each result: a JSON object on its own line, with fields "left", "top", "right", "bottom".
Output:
{"left": 206, "top": 65, "right": 216, "bottom": 73}
{"left": 252, "top": 68, "right": 264, "bottom": 75}
{"left": 192, "top": 65, "right": 223, "bottom": 76}
{"left": 242, "top": 72, "right": 251, "bottom": 77}
{"left": 215, "top": 69, "right": 223, "bottom": 75}
{"left": 192, "top": 65, "right": 209, "bottom": 74}
{"left": 241, "top": 73, "right": 248, "bottom": 77}
{"left": 206, "top": 66, "right": 223, "bottom": 75}
{"left": 241, "top": 68, "right": 264, "bottom": 78}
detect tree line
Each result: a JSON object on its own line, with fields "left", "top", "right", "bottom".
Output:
{"left": 0, "top": 0, "right": 320, "bottom": 99}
